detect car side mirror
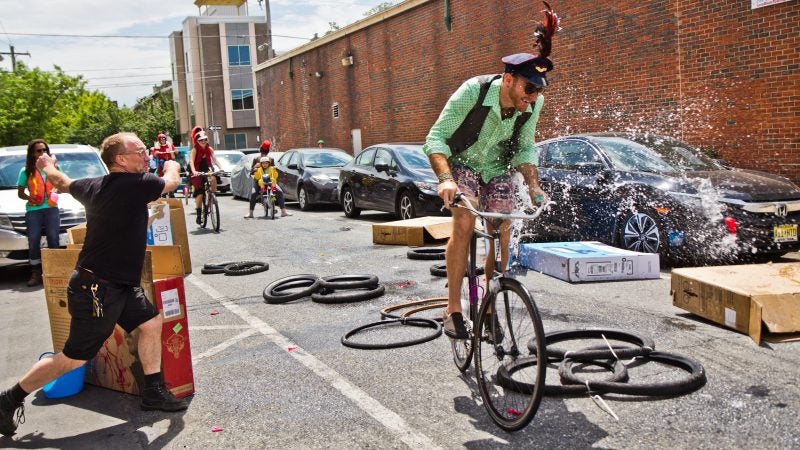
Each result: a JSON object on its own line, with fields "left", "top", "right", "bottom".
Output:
{"left": 287, "top": 163, "right": 298, "bottom": 170}
{"left": 375, "top": 163, "right": 390, "bottom": 173}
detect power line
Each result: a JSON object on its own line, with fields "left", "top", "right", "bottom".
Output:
{"left": 3, "top": 31, "right": 310, "bottom": 40}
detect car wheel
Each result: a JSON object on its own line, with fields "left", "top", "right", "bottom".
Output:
{"left": 397, "top": 191, "right": 417, "bottom": 220}
{"left": 619, "top": 211, "right": 664, "bottom": 255}
{"left": 342, "top": 187, "right": 361, "bottom": 218}
{"left": 298, "top": 185, "right": 313, "bottom": 211}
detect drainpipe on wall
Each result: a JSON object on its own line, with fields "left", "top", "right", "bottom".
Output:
{"left": 444, "top": 0, "right": 452, "bottom": 31}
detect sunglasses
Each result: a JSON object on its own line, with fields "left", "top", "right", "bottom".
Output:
{"left": 121, "top": 149, "right": 148, "bottom": 156}
{"left": 517, "top": 76, "right": 544, "bottom": 95}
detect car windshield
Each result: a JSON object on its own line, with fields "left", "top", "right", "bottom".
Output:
{"left": 216, "top": 153, "right": 244, "bottom": 171}
{"left": 0, "top": 151, "right": 107, "bottom": 189}
{"left": 394, "top": 146, "right": 430, "bottom": 170}
{"left": 594, "top": 136, "right": 719, "bottom": 173}
{"left": 303, "top": 151, "right": 352, "bottom": 168}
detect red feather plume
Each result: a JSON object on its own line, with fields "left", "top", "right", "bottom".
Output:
{"left": 534, "top": 1, "right": 560, "bottom": 58}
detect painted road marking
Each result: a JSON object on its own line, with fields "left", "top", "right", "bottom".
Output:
{"left": 187, "top": 275, "right": 442, "bottom": 450}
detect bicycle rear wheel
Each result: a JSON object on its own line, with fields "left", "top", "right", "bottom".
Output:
{"left": 209, "top": 195, "right": 220, "bottom": 232}
{"left": 451, "top": 277, "right": 478, "bottom": 373}
{"left": 474, "top": 277, "right": 545, "bottom": 432}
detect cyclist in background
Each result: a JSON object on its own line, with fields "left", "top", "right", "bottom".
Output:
{"left": 188, "top": 131, "right": 222, "bottom": 224}
{"left": 245, "top": 156, "right": 291, "bottom": 218}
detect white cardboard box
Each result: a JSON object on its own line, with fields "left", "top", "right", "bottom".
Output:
{"left": 518, "top": 241, "right": 661, "bottom": 282}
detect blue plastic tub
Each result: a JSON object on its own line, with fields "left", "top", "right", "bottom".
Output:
{"left": 38, "top": 352, "right": 87, "bottom": 399}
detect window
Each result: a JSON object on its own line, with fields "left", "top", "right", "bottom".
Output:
{"left": 228, "top": 45, "right": 251, "bottom": 66}
{"left": 223, "top": 133, "right": 247, "bottom": 150}
{"left": 355, "top": 148, "right": 375, "bottom": 166}
{"left": 231, "top": 89, "right": 254, "bottom": 110}
{"left": 332, "top": 102, "right": 340, "bottom": 118}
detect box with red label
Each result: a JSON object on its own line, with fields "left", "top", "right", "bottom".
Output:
{"left": 153, "top": 277, "right": 194, "bottom": 398}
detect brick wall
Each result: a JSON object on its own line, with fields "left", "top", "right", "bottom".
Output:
{"left": 256, "top": 0, "right": 800, "bottom": 181}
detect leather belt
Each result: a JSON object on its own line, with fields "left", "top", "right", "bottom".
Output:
{"left": 76, "top": 266, "right": 110, "bottom": 284}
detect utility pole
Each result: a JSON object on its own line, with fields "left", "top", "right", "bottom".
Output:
{"left": 257, "top": 0, "right": 273, "bottom": 58}
{"left": 0, "top": 45, "right": 31, "bottom": 72}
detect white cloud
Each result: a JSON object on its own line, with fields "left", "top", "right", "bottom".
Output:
{"left": 0, "top": 0, "right": 390, "bottom": 106}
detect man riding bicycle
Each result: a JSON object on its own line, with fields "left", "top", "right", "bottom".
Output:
{"left": 188, "top": 131, "right": 223, "bottom": 224}
{"left": 423, "top": 7, "right": 558, "bottom": 340}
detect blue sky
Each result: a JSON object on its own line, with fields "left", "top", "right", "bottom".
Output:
{"left": 0, "top": 0, "right": 392, "bottom": 106}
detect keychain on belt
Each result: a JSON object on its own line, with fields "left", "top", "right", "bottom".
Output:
{"left": 90, "top": 283, "right": 103, "bottom": 318}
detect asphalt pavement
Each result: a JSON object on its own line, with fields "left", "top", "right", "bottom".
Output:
{"left": 1, "top": 194, "right": 799, "bottom": 449}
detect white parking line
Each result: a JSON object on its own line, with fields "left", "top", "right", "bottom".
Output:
{"left": 187, "top": 275, "right": 442, "bottom": 450}
{"left": 191, "top": 328, "right": 259, "bottom": 364}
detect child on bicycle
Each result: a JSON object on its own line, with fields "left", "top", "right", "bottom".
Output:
{"left": 245, "top": 156, "right": 292, "bottom": 218}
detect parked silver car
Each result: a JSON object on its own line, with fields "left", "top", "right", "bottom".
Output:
{"left": 214, "top": 150, "right": 246, "bottom": 193}
{"left": 0, "top": 144, "right": 109, "bottom": 266}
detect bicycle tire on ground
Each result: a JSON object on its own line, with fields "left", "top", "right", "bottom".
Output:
{"left": 559, "top": 351, "right": 707, "bottom": 397}
{"left": 311, "top": 285, "right": 385, "bottom": 304}
{"left": 223, "top": 261, "right": 269, "bottom": 276}
{"left": 341, "top": 318, "right": 442, "bottom": 350}
{"left": 406, "top": 247, "right": 446, "bottom": 260}
{"left": 497, "top": 355, "right": 630, "bottom": 396}
{"left": 528, "top": 328, "right": 656, "bottom": 361}
{"left": 474, "top": 277, "right": 546, "bottom": 432}
{"left": 319, "top": 274, "right": 379, "bottom": 291}
{"left": 380, "top": 297, "right": 448, "bottom": 320}
{"left": 430, "top": 263, "right": 485, "bottom": 277}
{"left": 200, "top": 261, "right": 238, "bottom": 274}
{"left": 263, "top": 274, "right": 321, "bottom": 303}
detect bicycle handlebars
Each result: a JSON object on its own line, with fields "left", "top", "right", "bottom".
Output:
{"left": 449, "top": 192, "right": 554, "bottom": 221}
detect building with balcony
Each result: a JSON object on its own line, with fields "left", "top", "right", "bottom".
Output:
{"left": 170, "top": 0, "right": 272, "bottom": 149}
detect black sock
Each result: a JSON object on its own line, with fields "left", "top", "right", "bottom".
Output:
{"left": 144, "top": 373, "right": 164, "bottom": 388}
{"left": 9, "top": 384, "right": 29, "bottom": 404}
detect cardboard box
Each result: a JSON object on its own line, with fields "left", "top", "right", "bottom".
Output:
{"left": 68, "top": 198, "right": 192, "bottom": 275}
{"left": 671, "top": 263, "right": 800, "bottom": 344}
{"left": 372, "top": 216, "right": 452, "bottom": 246}
{"left": 518, "top": 241, "right": 661, "bottom": 282}
{"left": 41, "top": 247, "right": 191, "bottom": 397}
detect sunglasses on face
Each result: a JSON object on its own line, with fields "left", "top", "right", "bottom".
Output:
{"left": 516, "top": 76, "right": 544, "bottom": 95}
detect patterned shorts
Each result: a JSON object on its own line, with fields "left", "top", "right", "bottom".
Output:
{"left": 451, "top": 164, "right": 514, "bottom": 213}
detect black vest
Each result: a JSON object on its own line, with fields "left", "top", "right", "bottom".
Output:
{"left": 445, "top": 74, "right": 532, "bottom": 163}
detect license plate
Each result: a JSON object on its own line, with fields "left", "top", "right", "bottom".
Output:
{"left": 774, "top": 224, "right": 798, "bottom": 242}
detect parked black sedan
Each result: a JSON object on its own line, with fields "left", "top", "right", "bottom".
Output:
{"left": 523, "top": 133, "right": 800, "bottom": 264}
{"left": 276, "top": 148, "right": 353, "bottom": 210}
{"left": 338, "top": 143, "right": 444, "bottom": 220}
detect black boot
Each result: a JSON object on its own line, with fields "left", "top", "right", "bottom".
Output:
{"left": 0, "top": 389, "right": 25, "bottom": 437}
{"left": 140, "top": 382, "right": 188, "bottom": 412}
{"left": 195, "top": 207, "right": 202, "bottom": 225}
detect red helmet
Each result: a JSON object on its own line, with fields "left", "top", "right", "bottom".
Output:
{"left": 157, "top": 133, "right": 167, "bottom": 140}
{"left": 260, "top": 140, "right": 271, "bottom": 152}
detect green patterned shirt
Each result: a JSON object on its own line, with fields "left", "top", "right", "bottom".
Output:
{"left": 423, "top": 75, "right": 543, "bottom": 183}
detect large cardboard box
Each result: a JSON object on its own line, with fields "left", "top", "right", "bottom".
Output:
{"left": 518, "top": 241, "right": 661, "bottom": 282}
{"left": 372, "top": 216, "right": 452, "bottom": 246}
{"left": 671, "top": 263, "right": 800, "bottom": 344}
{"left": 68, "top": 197, "right": 192, "bottom": 275}
{"left": 41, "top": 246, "right": 193, "bottom": 397}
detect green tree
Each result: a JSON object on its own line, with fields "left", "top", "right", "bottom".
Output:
{"left": 363, "top": 2, "right": 395, "bottom": 17}
{"left": 0, "top": 63, "right": 86, "bottom": 146}
{"left": 324, "top": 22, "right": 341, "bottom": 36}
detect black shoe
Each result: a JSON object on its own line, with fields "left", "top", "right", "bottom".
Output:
{"left": 0, "top": 390, "right": 24, "bottom": 437}
{"left": 140, "top": 383, "right": 188, "bottom": 412}
{"left": 482, "top": 313, "right": 504, "bottom": 345}
{"left": 195, "top": 208, "right": 202, "bottom": 225}
{"left": 443, "top": 312, "right": 469, "bottom": 340}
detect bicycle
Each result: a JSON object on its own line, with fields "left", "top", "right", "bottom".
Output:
{"left": 448, "top": 192, "right": 551, "bottom": 431}
{"left": 191, "top": 171, "right": 222, "bottom": 232}
{"left": 259, "top": 174, "right": 277, "bottom": 220}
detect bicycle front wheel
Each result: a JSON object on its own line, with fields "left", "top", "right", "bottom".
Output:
{"left": 475, "top": 277, "right": 545, "bottom": 432}
{"left": 209, "top": 195, "right": 220, "bottom": 232}
{"left": 200, "top": 194, "right": 208, "bottom": 229}
{"left": 270, "top": 195, "right": 276, "bottom": 220}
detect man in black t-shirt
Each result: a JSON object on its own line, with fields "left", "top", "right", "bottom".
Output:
{"left": 0, "top": 132, "right": 185, "bottom": 437}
